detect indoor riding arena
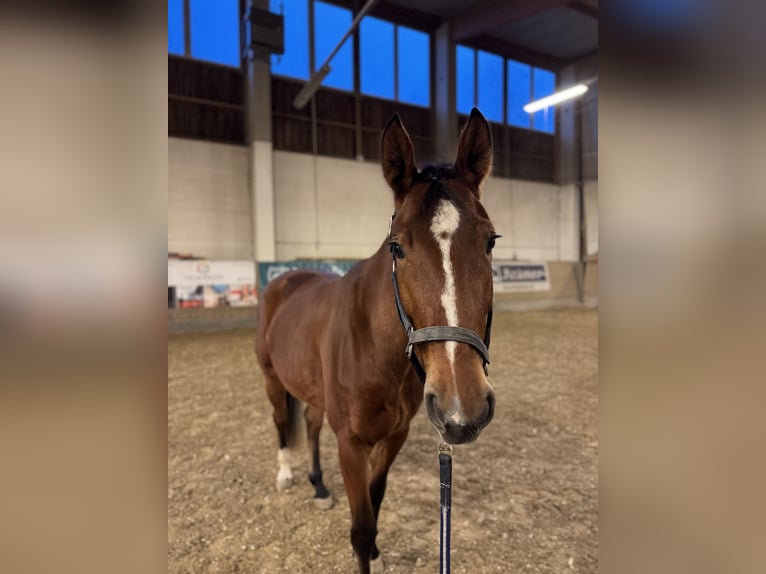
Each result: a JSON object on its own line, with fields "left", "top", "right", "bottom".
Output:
{"left": 168, "top": 1, "right": 598, "bottom": 573}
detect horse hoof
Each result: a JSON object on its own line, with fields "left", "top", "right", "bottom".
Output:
{"left": 276, "top": 476, "right": 294, "bottom": 492}
{"left": 313, "top": 495, "right": 334, "bottom": 510}
{"left": 370, "top": 555, "right": 385, "bottom": 574}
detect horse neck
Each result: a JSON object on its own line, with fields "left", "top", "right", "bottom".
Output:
{"left": 352, "top": 245, "right": 410, "bottom": 364}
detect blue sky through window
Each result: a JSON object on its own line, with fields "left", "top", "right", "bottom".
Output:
{"left": 477, "top": 50, "right": 503, "bottom": 122}
{"left": 314, "top": 1, "right": 353, "bottom": 91}
{"left": 532, "top": 68, "right": 556, "bottom": 133}
{"left": 397, "top": 26, "right": 429, "bottom": 107}
{"left": 360, "top": 17, "right": 394, "bottom": 99}
{"left": 270, "top": 0, "right": 309, "bottom": 79}
{"left": 456, "top": 45, "right": 475, "bottom": 114}
{"left": 168, "top": 2, "right": 559, "bottom": 134}
{"left": 507, "top": 60, "right": 531, "bottom": 128}
{"left": 189, "top": 0, "right": 239, "bottom": 67}
{"left": 168, "top": 0, "right": 184, "bottom": 55}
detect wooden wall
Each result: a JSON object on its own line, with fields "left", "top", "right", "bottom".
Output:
{"left": 168, "top": 56, "right": 557, "bottom": 182}
{"left": 458, "top": 115, "right": 557, "bottom": 183}
{"left": 168, "top": 56, "right": 245, "bottom": 144}
{"left": 272, "top": 76, "right": 433, "bottom": 161}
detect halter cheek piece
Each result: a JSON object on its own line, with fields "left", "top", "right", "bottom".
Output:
{"left": 388, "top": 213, "right": 493, "bottom": 383}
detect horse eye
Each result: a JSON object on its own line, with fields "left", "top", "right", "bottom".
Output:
{"left": 486, "top": 234, "right": 501, "bottom": 254}
{"left": 389, "top": 242, "right": 406, "bottom": 260}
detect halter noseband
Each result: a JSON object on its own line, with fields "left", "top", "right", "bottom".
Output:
{"left": 388, "top": 213, "right": 493, "bottom": 383}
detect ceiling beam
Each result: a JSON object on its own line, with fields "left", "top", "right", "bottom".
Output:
{"left": 329, "top": 1, "right": 443, "bottom": 32}
{"left": 562, "top": 51, "right": 598, "bottom": 81}
{"left": 451, "top": 0, "right": 571, "bottom": 42}
{"left": 563, "top": 49, "right": 598, "bottom": 67}
{"left": 373, "top": 1, "right": 443, "bottom": 31}
{"left": 464, "top": 34, "right": 565, "bottom": 70}
{"left": 568, "top": 1, "right": 599, "bottom": 19}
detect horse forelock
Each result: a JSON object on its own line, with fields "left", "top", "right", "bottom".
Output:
{"left": 404, "top": 164, "right": 486, "bottom": 225}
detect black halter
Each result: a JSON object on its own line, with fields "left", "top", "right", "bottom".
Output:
{"left": 388, "top": 213, "right": 493, "bottom": 383}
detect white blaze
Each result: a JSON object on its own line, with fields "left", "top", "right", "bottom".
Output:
{"left": 430, "top": 200, "right": 461, "bottom": 372}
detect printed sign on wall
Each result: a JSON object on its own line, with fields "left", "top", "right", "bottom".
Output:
{"left": 257, "top": 261, "right": 358, "bottom": 292}
{"left": 492, "top": 261, "right": 551, "bottom": 292}
{"left": 168, "top": 260, "right": 257, "bottom": 308}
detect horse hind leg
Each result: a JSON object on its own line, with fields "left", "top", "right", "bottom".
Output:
{"left": 305, "top": 404, "right": 333, "bottom": 509}
{"left": 262, "top": 366, "right": 301, "bottom": 492}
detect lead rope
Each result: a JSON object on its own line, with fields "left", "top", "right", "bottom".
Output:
{"left": 439, "top": 442, "right": 452, "bottom": 574}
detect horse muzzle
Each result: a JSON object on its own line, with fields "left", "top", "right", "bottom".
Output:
{"left": 425, "top": 389, "right": 495, "bottom": 445}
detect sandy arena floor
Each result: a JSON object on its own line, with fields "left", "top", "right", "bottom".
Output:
{"left": 168, "top": 308, "right": 598, "bottom": 573}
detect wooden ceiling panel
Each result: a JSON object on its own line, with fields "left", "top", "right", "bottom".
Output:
{"left": 449, "top": 0, "right": 572, "bottom": 42}
{"left": 486, "top": 6, "right": 597, "bottom": 60}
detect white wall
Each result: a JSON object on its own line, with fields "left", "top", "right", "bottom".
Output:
{"left": 168, "top": 141, "right": 584, "bottom": 263}
{"left": 273, "top": 151, "right": 580, "bottom": 262}
{"left": 482, "top": 179, "right": 579, "bottom": 262}
{"left": 168, "top": 137, "right": 251, "bottom": 260}
{"left": 272, "top": 152, "right": 392, "bottom": 260}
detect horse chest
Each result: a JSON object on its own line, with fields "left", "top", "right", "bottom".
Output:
{"left": 335, "top": 380, "right": 420, "bottom": 443}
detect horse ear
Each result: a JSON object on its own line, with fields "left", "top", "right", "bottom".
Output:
{"left": 455, "top": 107, "right": 493, "bottom": 196}
{"left": 381, "top": 113, "right": 416, "bottom": 207}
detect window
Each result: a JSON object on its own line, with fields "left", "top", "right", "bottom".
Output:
{"left": 314, "top": 1, "right": 354, "bottom": 91}
{"left": 270, "top": 0, "right": 309, "bottom": 79}
{"left": 359, "top": 19, "right": 430, "bottom": 106}
{"left": 360, "top": 17, "right": 394, "bottom": 99}
{"left": 457, "top": 45, "right": 557, "bottom": 133}
{"left": 168, "top": 0, "right": 184, "bottom": 55}
{"left": 397, "top": 26, "right": 429, "bottom": 107}
{"left": 189, "top": 0, "right": 240, "bottom": 67}
{"left": 457, "top": 47, "right": 504, "bottom": 122}
{"left": 507, "top": 60, "right": 531, "bottom": 128}
{"left": 456, "top": 45, "right": 475, "bottom": 115}
{"left": 477, "top": 50, "right": 503, "bottom": 123}
{"left": 532, "top": 68, "right": 556, "bottom": 133}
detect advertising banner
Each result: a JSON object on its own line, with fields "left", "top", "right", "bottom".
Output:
{"left": 168, "top": 260, "right": 257, "bottom": 308}
{"left": 257, "top": 261, "right": 358, "bottom": 292}
{"left": 258, "top": 260, "right": 550, "bottom": 294}
{"left": 491, "top": 261, "right": 551, "bottom": 293}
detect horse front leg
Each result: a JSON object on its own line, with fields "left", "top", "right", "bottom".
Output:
{"left": 337, "top": 431, "right": 376, "bottom": 574}
{"left": 368, "top": 427, "right": 410, "bottom": 573}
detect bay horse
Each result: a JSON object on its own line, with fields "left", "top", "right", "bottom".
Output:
{"left": 255, "top": 108, "right": 498, "bottom": 573}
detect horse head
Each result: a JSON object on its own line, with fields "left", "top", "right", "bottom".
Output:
{"left": 381, "top": 108, "right": 497, "bottom": 445}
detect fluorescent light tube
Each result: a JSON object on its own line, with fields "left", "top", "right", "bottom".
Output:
{"left": 523, "top": 84, "right": 589, "bottom": 113}
{"left": 292, "top": 0, "right": 378, "bottom": 109}
{"left": 293, "top": 64, "right": 332, "bottom": 109}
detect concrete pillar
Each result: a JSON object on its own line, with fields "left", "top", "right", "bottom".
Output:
{"left": 246, "top": 0, "right": 276, "bottom": 262}
{"left": 556, "top": 54, "right": 598, "bottom": 185}
{"left": 558, "top": 183, "right": 580, "bottom": 261}
{"left": 433, "top": 22, "right": 458, "bottom": 162}
{"left": 556, "top": 64, "right": 579, "bottom": 186}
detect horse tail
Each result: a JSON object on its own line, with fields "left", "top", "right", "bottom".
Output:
{"left": 284, "top": 392, "right": 306, "bottom": 450}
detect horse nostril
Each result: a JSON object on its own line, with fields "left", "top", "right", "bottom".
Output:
{"left": 484, "top": 390, "right": 496, "bottom": 425}
{"left": 425, "top": 392, "right": 438, "bottom": 415}
{"left": 424, "top": 392, "right": 445, "bottom": 428}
